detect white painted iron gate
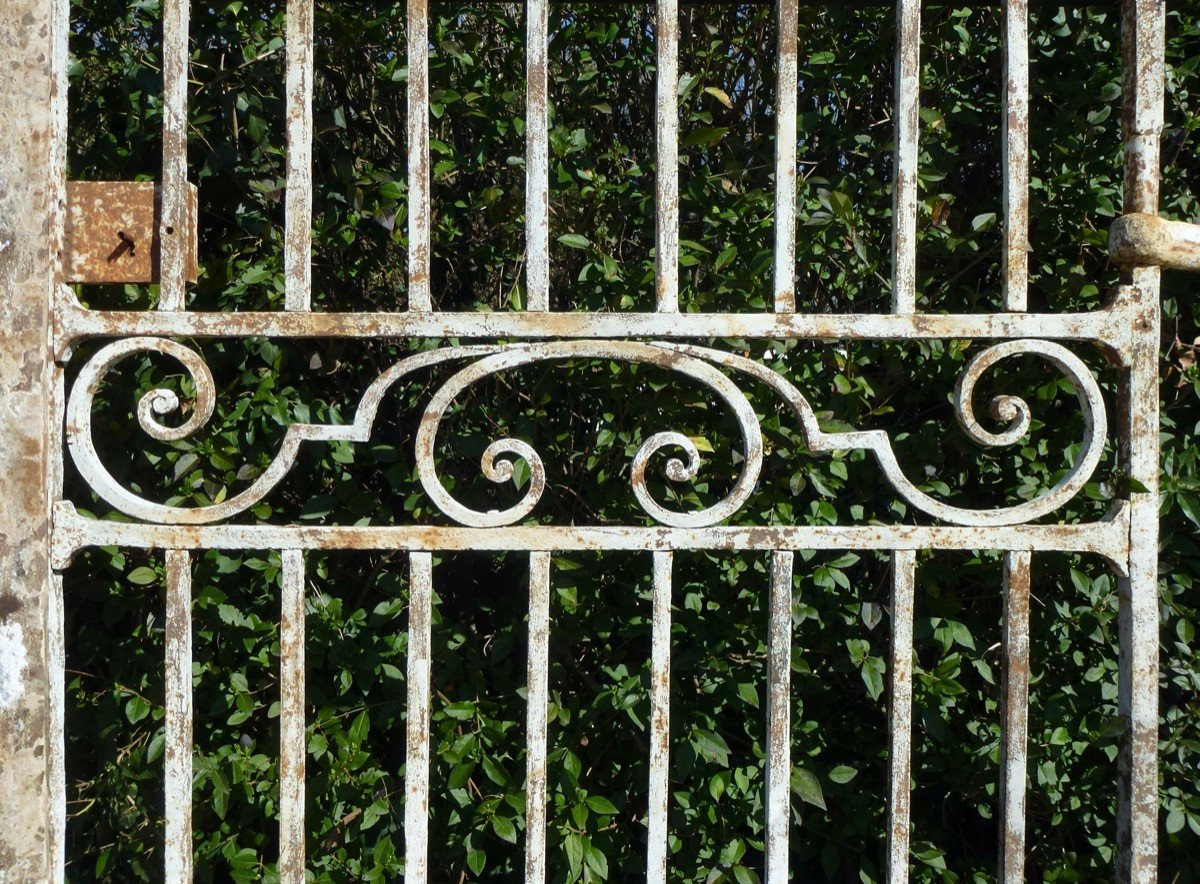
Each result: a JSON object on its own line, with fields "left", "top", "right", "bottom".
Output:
{"left": 0, "top": 0, "right": 1195, "bottom": 880}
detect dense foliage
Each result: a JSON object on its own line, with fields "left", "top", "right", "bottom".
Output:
{"left": 62, "top": 2, "right": 1198, "bottom": 881}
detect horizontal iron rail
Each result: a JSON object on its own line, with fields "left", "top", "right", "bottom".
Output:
{"left": 51, "top": 501, "right": 1131, "bottom": 570}
{"left": 53, "top": 293, "right": 1136, "bottom": 353}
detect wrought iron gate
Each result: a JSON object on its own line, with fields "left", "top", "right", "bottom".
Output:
{"left": 0, "top": 0, "right": 1193, "bottom": 881}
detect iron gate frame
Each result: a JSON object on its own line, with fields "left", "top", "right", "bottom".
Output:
{"left": 0, "top": 0, "right": 1179, "bottom": 881}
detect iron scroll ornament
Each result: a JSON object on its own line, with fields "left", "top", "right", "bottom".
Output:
{"left": 65, "top": 337, "right": 1106, "bottom": 528}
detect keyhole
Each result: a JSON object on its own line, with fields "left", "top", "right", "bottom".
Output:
{"left": 107, "top": 230, "right": 136, "bottom": 264}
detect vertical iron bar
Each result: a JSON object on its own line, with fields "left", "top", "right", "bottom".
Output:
{"left": 405, "top": 552, "right": 433, "bottom": 883}
{"left": 49, "top": 572, "right": 66, "bottom": 879}
{"left": 159, "top": 0, "right": 191, "bottom": 311}
{"left": 48, "top": 29, "right": 69, "bottom": 861}
{"left": 647, "top": 550, "right": 673, "bottom": 883}
{"left": 765, "top": 551, "right": 794, "bottom": 884}
{"left": 525, "top": 0, "right": 550, "bottom": 312}
{"left": 655, "top": 0, "right": 679, "bottom": 313}
{"left": 525, "top": 552, "right": 552, "bottom": 883}
{"left": 1001, "top": 0, "right": 1029, "bottom": 311}
{"left": 1118, "top": 3, "right": 1164, "bottom": 881}
{"left": 279, "top": 550, "right": 306, "bottom": 883}
{"left": 407, "top": 0, "right": 432, "bottom": 312}
{"left": 890, "top": 0, "right": 921, "bottom": 315}
{"left": 164, "top": 549, "right": 193, "bottom": 881}
{"left": 284, "top": 0, "right": 314, "bottom": 312}
{"left": 998, "top": 550, "right": 1031, "bottom": 882}
{"left": 773, "top": 0, "right": 799, "bottom": 314}
{"left": 1121, "top": 0, "right": 1165, "bottom": 216}
{"left": 887, "top": 549, "right": 916, "bottom": 884}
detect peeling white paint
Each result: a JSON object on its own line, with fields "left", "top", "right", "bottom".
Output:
{"left": 0, "top": 620, "right": 28, "bottom": 709}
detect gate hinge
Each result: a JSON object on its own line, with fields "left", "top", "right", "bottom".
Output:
{"left": 62, "top": 181, "right": 198, "bottom": 284}
{"left": 1108, "top": 213, "right": 1200, "bottom": 272}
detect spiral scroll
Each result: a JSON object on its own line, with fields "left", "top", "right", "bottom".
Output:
{"left": 66, "top": 337, "right": 1106, "bottom": 528}
{"left": 412, "top": 340, "right": 764, "bottom": 528}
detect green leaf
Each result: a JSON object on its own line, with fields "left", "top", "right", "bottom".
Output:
{"left": 584, "top": 845, "right": 609, "bottom": 878}
{"left": 703, "top": 86, "right": 733, "bottom": 109}
{"left": 491, "top": 814, "right": 518, "bottom": 844}
{"left": 692, "top": 728, "right": 731, "bottom": 766}
{"left": 1177, "top": 492, "right": 1200, "bottom": 527}
{"left": 585, "top": 795, "right": 618, "bottom": 815}
{"left": 348, "top": 710, "right": 369, "bottom": 746}
{"left": 829, "top": 765, "right": 858, "bottom": 784}
{"left": 682, "top": 126, "right": 729, "bottom": 147}
{"left": 467, "top": 849, "right": 486, "bottom": 875}
{"left": 557, "top": 233, "right": 591, "bottom": 250}
{"left": 127, "top": 566, "right": 158, "bottom": 585}
{"left": 124, "top": 696, "right": 151, "bottom": 724}
{"left": 792, "top": 768, "right": 827, "bottom": 810}
{"left": 733, "top": 866, "right": 759, "bottom": 884}
{"left": 1166, "top": 809, "right": 1186, "bottom": 834}
{"left": 565, "top": 832, "right": 584, "bottom": 877}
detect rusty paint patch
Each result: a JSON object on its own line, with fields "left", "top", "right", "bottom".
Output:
{"left": 62, "top": 182, "right": 198, "bottom": 284}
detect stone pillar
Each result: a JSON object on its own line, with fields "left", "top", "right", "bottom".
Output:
{"left": 0, "top": 0, "right": 65, "bottom": 878}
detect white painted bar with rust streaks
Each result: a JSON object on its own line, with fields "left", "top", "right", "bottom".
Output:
{"left": 525, "top": 552, "right": 552, "bottom": 882}
{"left": 407, "top": 0, "right": 432, "bottom": 311}
{"left": 1110, "top": 212, "right": 1200, "bottom": 272}
{"left": 525, "top": 0, "right": 551, "bottom": 312}
{"left": 1117, "top": 3, "right": 1164, "bottom": 882}
{"left": 890, "top": 0, "right": 921, "bottom": 315}
{"left": 405, "top": 552, "right": 433, "bottom": 883}
{"left": 1002, "top": 0, "right": 1030, "bottom": 312}
{"left": 48, "top": 2, "right": 70, "bottom": 869}
{"left": 886, "top": 549, "right": 916, "bottom": 883}
{"left": 773, "top": 0, "right": 799, "bottom": 313}
{"left": 764, "top": 551, "right": 794, "bottom": 884}
{"left": 655, "top": 0, "right": 679, "bottom": 313}
{"left": 998, "top": 550, "right": 1031, "bottom": 882}
{"left": 647, "top": 551, "right": 673, "bottom": 882}
{"left": 279, "top": 550, "right": 306, "bottom": 883}
{"left": 53, "top": 502, "right": 1131, "bottom": 568}
{"left": 284, "top": 0, "right": 314, "bottom": 312}
{"left": 49, "top": 573, "right": 66, "bottom": 880}
{"left": 159, "top": 0, "right": 191, "bottom": 311}
{"left": 164, "top": 549, "right": 193, "bottom": 880}
{"left": 54, "top": 298, "right": 1128, "bottom": 348}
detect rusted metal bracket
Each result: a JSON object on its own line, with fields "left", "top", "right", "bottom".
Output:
{"left": 62, "top": 181, "right": 198, "bottom": 284}
{"left": 1109, "top": 212, "right": 1200, "bottom": 272}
